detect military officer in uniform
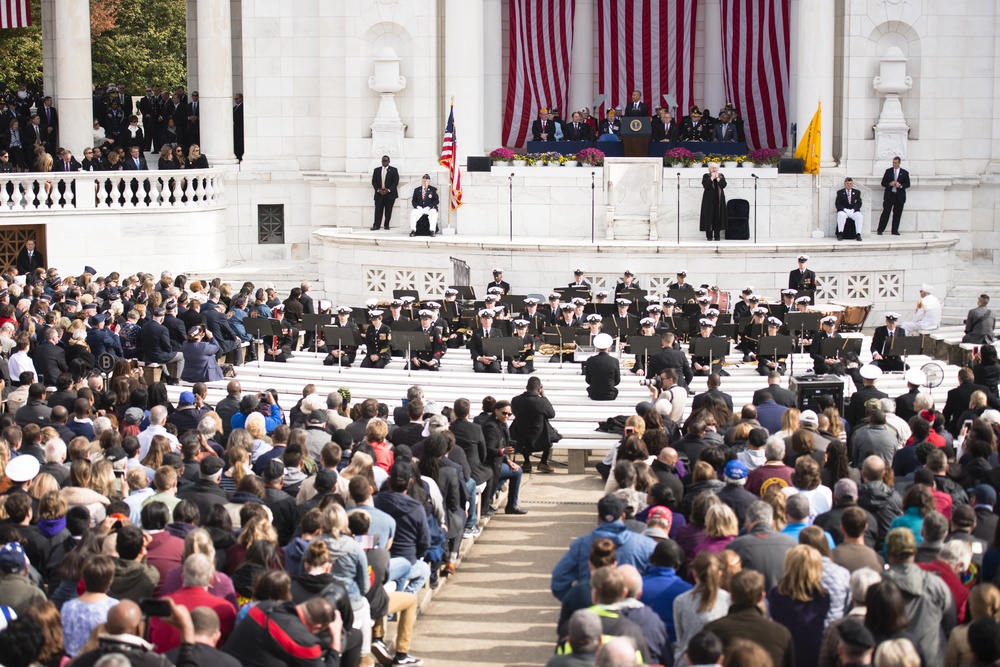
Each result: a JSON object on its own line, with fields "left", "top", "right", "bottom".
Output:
{"left": 471, "top": 309, "right": 503, "bottom": 373}
{"left": 871, "top": 312, "right": 907, "bottom": 372}
{"left": 360, "top": 309, "right": 392, "bottom": 369}
{"left": 733, "top": 287, "right": 755, "bottom": 320}
{"left": 669, "top": 271, "right": 696, "bottom": 299}
{"left": 810, "top": 315, "right": 849, "bottom": 376}
{"left": 407, "top": 310, "right": 446, "bottom": 371}
{"left": 520, "top": 298, "right": 547, "bottom": 339}
{"left": 508, "top": 319, "right": 535, "bottom": 374}
{"left": 545, "top": 293, "right": 563, "bottom": 326}
{"left": 612, "top": 298, "right": 638, "bottom": 342}
{"left": 756, "top": 317, "right": 788, "bottom": 376}
{"left": 614, "top": 270, "right": 639, "bottom": 297}
{"left": 322, "top": 306, "right": 359, "bottom": 367}
{"left": 584, "top": 333, "right": 621, "bottom": 401}
{"left": 567, "top": 269, "right": 590, "bottom": 290}
{"left": 788, "top": 254, "right": 818, "bottom": 291}
{"left": 691, "top": 319, "right": 724, "bottom": 376}
{"left": 738, "top": 307, "right": 768, "bottom": 362}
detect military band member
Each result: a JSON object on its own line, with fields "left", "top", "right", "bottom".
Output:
{"left": 660, "top": 299, "right": 684, "bottom": 334}
{"left": 549, "top": 304, "right": 580, "bottom": 362}
{"left": 441, "top": 288, "right": 466, "bottom": 348}
{"left": 584, "top": 313, "right": 604, "bottom": 345}
{"left": 360, "top": 309, "right": 391, "bottom": 368}
{"left": 508, "top": 319, "right": 535, "bottom": 374}
{"left": 263, "top": 304, "right": 295, "bottom": 362}
{"left": 640, "top": 332, "right": 693, "bottom": 389}
{"left": 407, "top": 310, "right": 446, "bottom": 371}
{"left": 487, "top": 267, "right": 511, "bottom": 295}
{"left": 386, "top": 299, "right": 408, "bottom": 327}
{"left": 571, "top": 297, "right": 588, "bottom": 323}
{"left": 322, "top": 305, "right": 359, "bottom": 367}
{"left": 809, "top": 315, "right": 847, "bottom": 375}
{"left": 733, "top": 286, "right": 755, "bottom": 320}
{"left": 871, "top": 312, "right": 907, "bottom": 372}
{"left": 738, "top": 307, "right": 768, "bottom": 362}
{"left": 486, "top": 286, "right": 505, "bottom": 300}
{"left": 777, "top": 289, "right": 797, "bottom": 319}
{"left": 691, "top": 319, "right": 724, "bottom": 376}
{"left": 788, "top": 254, "right": 818, "bottom": 292}
{"left": 612, "top": 299, "right": 638, "bottom": 341}
{"left": 546, "top": 292, "right": 563, "bottom": 326}
{"left": 584, "top": 333, "right": 620, "bottom": 401}
{"left": 471, "top": 309, "right": 503, "bottom": 373}
{"left": 615, "top": 270, "right": 639, "bottom": 298}
{"left": 646, "top": 304, "right": 664, "bottom": 329}
{"left": 521, "top": 298, "right": 547, "bottom": 338}
{"left": 568, "top": 268, "right": 590, "bottom": 290}
{"left": 756, "top": 317, "right": 788, "bottom": 376}
{"left": 669, "top": 270, "right": 695, "bottom": 297}
{"left": 594, "top": 291, "right": 610, "bottom": 304}
{"left": 690, "top": 296, "right": 713, "bottom": 334}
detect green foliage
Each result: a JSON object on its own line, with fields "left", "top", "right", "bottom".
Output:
{"left": 0, "top": 0, "right": 186, "bottom": 93}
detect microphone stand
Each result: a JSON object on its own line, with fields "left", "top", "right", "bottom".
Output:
{"left": 591, "top": 171, "right": 596, "bottom": 244}
{"left": 676, "top": 172, "right": 681, "bottom": 244}
{"left": 751, "top": 174, "right": 759, "bottom": 244}
{"left": 508, "top": 173, "right": 514, "bottom": 242}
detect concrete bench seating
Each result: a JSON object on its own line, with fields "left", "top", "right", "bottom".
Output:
{"left": 923, "top": 325, "right": 1000, "bottom": 366}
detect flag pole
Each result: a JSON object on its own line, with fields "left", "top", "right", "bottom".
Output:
{"left": 447, "top": 96, "right": 455, "bottom": 232}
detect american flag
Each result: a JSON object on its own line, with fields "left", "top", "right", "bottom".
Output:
{"left": 720, "top": 0, "right": 791, "bottom": 149}
{"left": 440, "top": 104, "right": 462, "bottom": 210}
{"left": 0, "top": 0, "right": 31, "bottom": 29}
{"left": 597, "top": 0, "right": 697, "bottom": 120}
{"left": 501, "top": 0, "right": 575, "bottom": 148}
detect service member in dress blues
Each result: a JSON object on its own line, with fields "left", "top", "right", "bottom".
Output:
{"left": 360, "top": 310, "right": 391, "bottom": 369}
{"left": 322, "top": 306, "right": 359, "bottom": 367}
{"left": 508, "top": 319, "right": 535, "bottom": 374}
{"left": 487, "top": 268, "right": 511, "bottom": 295}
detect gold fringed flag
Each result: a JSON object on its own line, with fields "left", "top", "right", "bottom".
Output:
{"left": 794, "top": 101, "right": 821, "bottom": 175}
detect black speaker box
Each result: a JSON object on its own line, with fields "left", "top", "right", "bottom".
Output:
{"left": 788, "top": 374, "right": 845, "bottom": 413}
{"left": 467, "top": 156, "right": 492, "bottom": 172}
{"left": 778, "top": 158, "right": 805, "bottom": 174}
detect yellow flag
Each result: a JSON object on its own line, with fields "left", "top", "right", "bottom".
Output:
{"left": 794, "top": 102, "right": 821, "bottom": 175}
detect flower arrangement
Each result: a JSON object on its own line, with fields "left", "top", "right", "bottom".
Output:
{"left": 577, "top": 147, "right": 605, "bottom": 166}
{"left": 557, "top": 154, "right": 577, "bottom": 166}
{"left": 542, "top": 151, "right": 563, "bottom": 165}
{"left": 525, "top": 152, "right": 544, "bottom": 166}
{"left": 663, "top": 147, "right": 695, "bottom": 166}
{"left": 489, "top": 147, "right": 516, "bottom": 163}
{"left": 750, "top": 148, "right": 782, "bottom": 166}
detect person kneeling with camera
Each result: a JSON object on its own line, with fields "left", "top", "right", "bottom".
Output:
{"left": 641, "top": 368, "right": 686, "bottom": 423}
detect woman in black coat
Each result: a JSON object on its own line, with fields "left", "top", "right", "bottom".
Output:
{"left": 699, "top": 162, "right": 727, "bottom": 241}
{"left": 417, "top": 431, "right": 465, "bottom": 572}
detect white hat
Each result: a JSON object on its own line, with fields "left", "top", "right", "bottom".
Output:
{"left": 821, "top": 315, "right": 837, "bottom": 325}
{"left": 400, "top": 296, "right": 416, "bottom": 304}
{"left": 663, "top": 298, "right": 677, "bottom": 306}
{"left": 487, "top": 286, "right": 504, "bottom": 294}
{"left": 369, "top": 309, "right": 384, "bottom": 318}
{"left": 6, "top": 455, "right": 39, "bottom": 483}
{"left": 767, "top": 317, "right": 783, "bottom": 327}
{"left": 571, "top": 297, "right": 587, "bottom": 306}
{"left": 616, "top": 298, "right": 632, "bottom": 306}
{"left": 920, "top": 284, "right": 933, "bottom": 294}
{"left": 706, "top": 308, "right": 720, "bottom": 317}
{"left": 593, "top": 333, "right": 613, "bottom": 350}
{"left": 365, "top": 298, "right": 379, "bottom": 308}
{"left": 640, "top": 317, "right": 655, "bottom": 326}
{"left": 492, "top": 267, "right": 504, "bottom": 273}
{"left": 885, "top": 312, "right": 900, "bottom": 321}
{"left": 799, "top": 410, "right": 819, "bottom": 425}
{"left": 752, "top": 307, "right": 768, "bottom": 316}
{"left": 699, "top": 318, "right": 714, "bottom": 327}
{"left": 426, "top": 301, "right": 441, "bottom": 308}
{"left": 859, "top": 364, "right": 883, "bottom": 380}
{"left": 798, "top": 254, "right": 810, "bottom": 262}
{"left": 418, "top": 309, "right": 434, "bottom": 318}
{"left": 548, "top": 292, "right": 561, "bottom": 300}
{"left": 586, "top": 314, "right": 603, "bottom": 323}
{"left": 478, "top": 309, "right": 494, "bottom": 318}
{"left": 795, "top": 296, "right": 810, "bottom": 304}
{"left": 905, "top": 368, "right": 927, "bottom": 386}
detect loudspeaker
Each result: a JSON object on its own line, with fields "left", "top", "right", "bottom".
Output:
{"left": 788, "top": 374, "right": 845, "bottom": 414}
{"left": 467, "top": 156, "right": 492, "bottom": 172}
{"left": 778, "top": 158, "right": 805, "bottom": 174}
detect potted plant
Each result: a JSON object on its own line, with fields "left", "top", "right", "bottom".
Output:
{"left": 722, "top": 154, "right": 739, "bottom": 169}
{"left": 543, "top": 151, "right": 562, "bottom": 166}
{"left": 577, "top": 148, "right": 605, "bottom": 167}
{"left": 561, "top": 154, "right": 578, "bottom": 167}
{"left": 663, "top": 147, "right": 695, "bottom": 168}
{"left": 749, "top": 148, "right": 781, "bottom": 168}
{"left": 489, "top": 147, "right": 516, "bottom": 166}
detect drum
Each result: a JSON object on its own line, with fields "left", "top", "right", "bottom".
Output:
{"left": 707, "top": 288, "right": 731, "bottom": 313}
{"left": 808, "top": 302, "right": 846, "bottom": 327}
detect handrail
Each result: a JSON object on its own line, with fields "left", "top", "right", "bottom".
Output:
{"left": 0, "top": 168, "right": 226, "bottom": 212}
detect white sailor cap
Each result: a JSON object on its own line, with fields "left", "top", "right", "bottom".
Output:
{"left": 418, "top": 309, "right": 435, "bottom": 318}
{"left": 337, "top": 306, "right": 352, "bottom": 314}
{"left": 571, "top": 297, "right": 587, "bottom": 306}
{"left": 5, "top": 455, "right": 39, "bottom": 483}
{"left": 706, "top": 308, "right": 720, "bottom": 317}
{"left": 444, "top": 288, "right": 459, "bottom": 296}
{"left": 524, "top": 297, "right": 540, "bottom": 305}
{"left": 699, "top": 318, "right": 714, "bottom": 327}
{"left": 795, "top": 296, "right": 811, "bottom": 304}
{"left": 400, "top": 296, "right": 416, "bottom": 304}
{"left": 767, "top": 317, "right": 783, "bottom": 327}
{"left": 484, "top": 294, "right": 499, "bottom": 302}
{"left": 859, "top": 364, "right": 883, "bottom": 380}
{"left": 905, "top": 368, "right": 927, "bottom": 386}
{"left": 821, "top": 315, "right": 837, "bottom": 325}
{"left": 487, "top": 286, "right": 504, "bottom": 294}
{"left": 696, "top": 295, "right": 711, "bottom": 303}
{"left": 548, "top": 292, "right": 561, "bottom": 300}
{"left": 662, "top": 298, "right": 677, "bottom": 306}
{"left": 586, "top": 314, "right": 603, "bottom": 323}
{"left": 426, "top": 301, "right": 441, "bottom": 309}
{"left": 478, "top": 308, "right": 495, "bottom": 318}
{"left": 574, "top": 268, "right": 585, "bottom": 275}
{"left": 646, "top": 304, "right": 663, "bottom": 313}
{"left": 747, "top": 295, "right": 760, "bottom": 303}
{"left": 492, "top": 267, "right": 504, "bottom": 274}
{"left": 798, "top": 254, "right": 810, "bottom": 262}
{"left": 752, "top": 307, "right": 768, "bottom": 316}
{"left": 781, "top": 289, "right": 797, "bottom": 297}
{"left": 365, "top": 298, "right": 379, "bottom": 308}
{"left": 513, "top": 319, "right": 529, "bottom": 328}
{"left": 676, "top": 270, "right": 687, "bottom": 277}
{"left": 885, "top": 312, "right": 900, "bottom": 321}
{"left": 615, "top": 298, "right": 632, "bottom": 306}
{"left": 593, "top": 333, "right": 613, "bottom": 350}
{"left": 369, "top": 309, "right": 384, "bottom": 318}
{"left": 560, "top": 303, "right": 575, "bottom": 311}
{"left": 640, "top": 317, "right": 655, "bottom": 327}
{"left": 742, "top": 286, "right": 755, "bottom": 295}
{"left": 389, "top": 299, "right": 403, "bottom": 307}
{"left": 595, "top": 291, "right": 609, "bottom": 298}
{"left": 623, "top": 269, "right": 634, "bottom": 276}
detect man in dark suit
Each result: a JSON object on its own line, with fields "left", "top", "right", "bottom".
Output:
{"left": 870, "top": 313, "right": 906, "bottom": 372}
{"left": 470, "top": 310, "right": 502, "bottom": 373}
{"left": 623, "top": 90, "right": 648, "bottom": 117}
{"left": 38, "top": 97, "right": 58, "bottom": 154}
{"left": 371, "top": 155, "right": 399, "bottom": 230}
{"left": 531, "top": 108, "right": 555, "bottom": 141}
{"left": 123, "top": 145, "right": 148, "bottom": 170}
{"left": 409, "top": 173, "right": 440, "bottom": 236}
{"left": 963, "top": 294, "right": 995, "bottom": 344}
{"left": 56, "top": 148, "right": 81, "bottom": 172}
{"left": 138, "top": 88, "right": 157, "bottom": 151}
{"left": 563, "top": 112, "right": 593, "bottom": 141}
{"left": 692, "top": 373, "right": 734, "bottom": 411}
{"left": 753, "top": 372, "right": 797, "bottom": 408}
{"left": 162, "top": 300, "right": 188, "bottom": 350}
{"left": 15, "top": 239, "right": 43, "bottom": 275}
{"left": 835, "top": 177, "right": 864, "bottom": 241}
{"left": 943, "top": 367, "right": 1000, "bottom": 435}
{"left": 232, "top": 93, "right": 244, "bottom": 160}
{"left": 510, "top": 376, "right": 556, "bottom": 473}
{"left": 877, "top": 156, "right": 910, "bottom": 235}
{"left": 141, "top": 307, "right": 185, "bottom": 380}
{"left": 712, "top": 109, "right": 738, "bottom": 142}
{"left": 644, "top": 332, "right": 693, "bottom": 388}
{"left": 651, "top": 109, "right": 679, "bottom": 142}
{"left": 201, "top": 297, "right": 243, "bottom": 364}
{"left": 584, "top": 334, "right": 620, "bottom": 400}
{"left": 31, "top": 327, "right": 67, "bottom": 387}
{"left": 895, "top": 368, "right": 925, "bottom": 422}
{"left": 788, "top": 255, "right": 818, "bottom": 291}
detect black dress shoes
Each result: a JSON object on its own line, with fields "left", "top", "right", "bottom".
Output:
{"left": 505, "top": 506, "right": 528, "bottom": 515}
{"left": 891, "top": 232, "right": 901, "bottom": 236}
{"left": 409, "top": 232, "right": 416, "bottom": 237}
{"left": 371, "top": 224, "right": 380, "bottom": 231}
{"left": 836, "top": 233, "right": 843, "bottom": 241}
{"left": 383, "top": 225, "right": 390, "bottom": 230}
{"left": 856, "top": 235, "right": 862, "bottom": 241}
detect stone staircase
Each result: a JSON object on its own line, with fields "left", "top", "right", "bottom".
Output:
{"left": 941, "top": 264, "right": 1000, "bottom": 325}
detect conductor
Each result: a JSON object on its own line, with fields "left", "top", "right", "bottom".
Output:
{"left": 584, "top": 333, "right": 620, "bottom": 401}
{"left": 410, "top": 173, "right": 440, "bottom": 236}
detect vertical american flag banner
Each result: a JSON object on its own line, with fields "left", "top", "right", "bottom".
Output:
{"left": 720, "top": 0, "right": 790, "bottom": 150}
{"left": 502, "top": 0, "right": 576, "bottom": 148}
{"left": 0, "top": 0, "right": 31, "bottom": 28}
{"left": 440, "top": 104, "right": 463, "bottom": 210}
{"left": 597, "top": 0, "right": 697, "bottom": 119}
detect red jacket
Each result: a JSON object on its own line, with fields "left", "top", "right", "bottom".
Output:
{"left": 145, "top": 531, "right": 185, "bottom": 596}
{"left": 148, "top": 586, "right": 237, "bottom": 652}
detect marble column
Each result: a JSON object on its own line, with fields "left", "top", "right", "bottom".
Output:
{"left": 794, "top": 0, "right": 835, "bottom": 167}
{"left": 701, "top": 0, "right": 725, "bottom": 113}
{"left": 569, "top": 0, "right": 594, "bottom": 114}
{"left": 53, "top": 0, "right": 92, "bottom": 158}
{"left": 445, "top": 0, "right": 485, "bottom": 160}
{"left": 196, "top": 0, "right": 236, "bottom": 164}
{"left": 483, "top": 0, "right": 503, "bottom": 149}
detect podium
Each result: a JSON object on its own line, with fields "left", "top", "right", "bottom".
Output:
{"left": 621, "top": 117, "right": 651, "bottom": 158}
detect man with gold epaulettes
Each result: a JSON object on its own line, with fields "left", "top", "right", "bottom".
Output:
{"left": 322, "top": 305, "right": 359, "bottom": 367}
{"left": 360, "top": 309, "right": 391, "bottom": 369}
{"left": 755, "top": 317, "right": 789, "bottom": 376}
{"left": 508, "top": 319, "right": 535, "bottom": 374}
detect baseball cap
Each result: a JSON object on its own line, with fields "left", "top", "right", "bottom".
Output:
{"left": 838, "top": 619, "right": 875, "bottom": 650}
{"left": 263, "top": 459, "right": 285, "bottom": 481}
{"left": 315, "top": 468, "right": 338, "bottom": 493}
{"left": 0, "top": 542, "right": 26, "bottom": 574}
{"left": 124, "top": 407, "right": 145, "bottom": 425}
{"left": 834, "top": 478, "right": 858, "bottom": 501}
{"left": 307, "top": 409, "right": 328, "bottom": 425}
{"left": 724, "top": 460, "right": 748, "bottom": 483}
{"left": 799, "top": 409, "right": 819, "bottom": 426}
{"left": 971, "top": 484, "right": 998, "bottom": 505}
{"left": 597, "top": 495, "right": 626, "bottom": 523}
{"left": 178, "top": 391, "right": 195, "bottom": 406}
{"left": 199, "top": 456, "right": 225, "bottom": 476}
{"left": 647, "top": 506, "right": 673, "bottom": 523}
{"left": 885, "top": 527, "right": 917, "bottom": 559}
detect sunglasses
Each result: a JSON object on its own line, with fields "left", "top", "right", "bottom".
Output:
{"left": 501, "top": 411, "right": 512, "bottom": 416}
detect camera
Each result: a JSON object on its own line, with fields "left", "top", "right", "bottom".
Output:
{"left": 639, "top": 377, "right": 661, "bottom": 388}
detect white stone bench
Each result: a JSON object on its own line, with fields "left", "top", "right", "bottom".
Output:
{"left": 553, "top": 439, "right": 616, "bottom": 474}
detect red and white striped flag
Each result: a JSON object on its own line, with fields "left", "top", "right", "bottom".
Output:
{"left": 597, "top": 0, "right": 697, "bottom": 120}
{"left": 440, "top": 104, "right": 462, "bottom": 210}
{"left": 502, "top": 0, "right": 575, "bottom": 148}
{"left": 0, "top": 0, "right": 31, "bottom": 29}
{"left": 720, "top": 0, "right": 791, "bottom": 150}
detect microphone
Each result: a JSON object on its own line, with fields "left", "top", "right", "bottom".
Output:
{"left": 750, "top": 173, "right": 759, "bottom": 179}
{"left": 509, "top": 172, "right": 514, "bottom": 179}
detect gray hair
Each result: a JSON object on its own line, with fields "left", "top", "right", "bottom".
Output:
{"left": 745, "top": 501, "right": 774, "bottom": 528}
{"left": 326, "top": 391, "right": 343, "bottom": 410}
{"left": 208, "top": 288, "right": 221, "bottom": 301}
{"left": 425, "top": 414, "right": 448, "bottom": 433}
{"left": 182, "top": 552, "right": 214, "bottom": 588}
{"left": 849, "top": 567, "right": 882, "bottom": 603}
{"left": 880, "top": 398, "right": 896, "bottom": 414}
{"left": 406, "top": 385, "right": 425, "bottom": 402}
{"left": 921, "top": 511, "right": 949, "bottom": 542}
{"left": 301, "top": 394, "right": 325, "bottom": 413}
{"left": 786, "top": 494, "right": 810, "bottom": 522}
{"left": 764, "top": 435, "right": 785, "bottom": 462}
{"left": 939, "top": 540, "right": 972, "bottom": 571}
{"left": 44, "top": 437, "right": 67, "bottom": 463}
{"left": 913, "top": 392, "right": 935, "bottom": 412}
{"left": 149, "top": 404, "right": 168, "bottom": 426}
{"left": 93, "top": 416, "right": 113, "bottom": 438}
{"left": 197, "top": 416, "right": 217, "bottom": 438}
{"left": 94, "top": 654, "right": 132, "bottom": 667}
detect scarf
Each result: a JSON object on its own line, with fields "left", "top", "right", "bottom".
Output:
{"left": 38, "top": 517, "right": 66, "bottom": 537}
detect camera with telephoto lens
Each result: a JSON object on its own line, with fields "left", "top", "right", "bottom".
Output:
{"left": 639, "top": 376, "right": 661, "bottom": 388}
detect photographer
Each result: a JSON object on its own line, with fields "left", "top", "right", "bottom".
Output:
{"left": 642, "top": 368, "right": 686, "bottom": 423}
{"left": 181, "top": 325, "right": 225, "bottom": 383}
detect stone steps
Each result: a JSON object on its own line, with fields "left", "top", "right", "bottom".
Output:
{"left": 942, "top": 265, "right": 1000, "bottom": 325}
{"left": 185, "top": 260, "right": 324, "bottom": 300}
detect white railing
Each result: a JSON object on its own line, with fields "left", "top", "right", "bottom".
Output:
{"left": 0, "top": 168, "right": 226, "bottom": 212}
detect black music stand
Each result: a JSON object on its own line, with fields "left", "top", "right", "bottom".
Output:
{"left": 714, "top": 323, "right": 738, "bottom": 340}
{"left": 390, "top": 331, "right": 431, "bottom": 377}
{"left": 303, "top": 313, "right": 333, "bottom": 351}
{"left": 393, "top": 289, "right": 420, "bottom": 301}
{"left": 322, "top": 326, "right": 360, "bottom": 374}
{"left": 541, "top": 325, "right": 578, "bottom": 369}
{"left": 628, "top": 336, "right": 661, "bottom": 376}
{"left": 691, "top": 337, "right": 731, "bottom": 374}
{"left": 449, "top": 285, "right": 476, "bottom": 302}
{"left": 483, "top": 337, "right": 523, "bottom": 381}
{"left": 351, "top": 307, "right": 371, "bottom": 327}
{"left": 556, "top": 286, "right": 592, "bottom": 301}
{"left": 390, "top": 319, "right": 420, "bottom": 332}
{"left": 785, "top": 312, "right": 822, "bottom": 373}
{"left": 885, "top": 337, "right": 923, "bottom": 371}
{"left": 820, "top": 337, "right": 863, "bottom": 360}
{"left": 759, "top": 335, "right": 793, "bottom": 374}
{"left": 243, "top": 318, "right": 277, "bottom": 367}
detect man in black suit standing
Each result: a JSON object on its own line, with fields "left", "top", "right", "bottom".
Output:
{"left": 38, "top": 97, "right": 58, "bottom": 154}
{"left": 788, "top": 255, "right": 818, "bottom": 292}
{"left": 752, "top": 372, "right": 797, "bottom": 408}
{"left": 564, "top": 112, "right": 593, "bottom": 141}
{"left": 32, "top": 327, "right": 67, "bottom": 387}
{"left": 835, "top": 177, "right": 864, "bottom": 241}
{"left": 15, "top": 239, "right": 43, "bottom": 275}
{"left": 623, "top": 89, "right": 648, "bottom": 117}
{"left": 531, "top": 108, "right": 555, "bottom": 141}
{"left": 470, "top": 309, "right": 502, "bottom": 373}
{"left": 232, "top": 93, "right": 244, "bottom": 160}
{"left": 870, "top": 313, "right": 906, "bottom": 372}
{"left": 409, "top": 173, "right": 440, "bottom": 236}
{"left": 371, "top": 154, "right": 399, "bottom": 230}
{"left": 877, "top": 156, "right": 910, "bottom": 235}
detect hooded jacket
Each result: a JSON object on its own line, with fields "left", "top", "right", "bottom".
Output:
{"left": 550, "top": 521, "right": 657, "bottom": 601}
{"left": 373, "top": 490, "right": 430, "bottom": 565}
{"left": 108, "top": 558, "right": 160, "bottom": 603}
{"left": 857, "top": 480, "right": 903, "bottom": 549}
{"left": 60, "top": 486, "right": 110, "bottom": 525}
{"left": 883, "top": 562, "right": 957, "bottom": 666}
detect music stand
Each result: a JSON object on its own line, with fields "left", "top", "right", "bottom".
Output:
{"left": 351, "top": 307, "right": 371, "bottom": 327}
{"left": 303, "top": 313, "right": 333, "bottom": 351}
{"left": 556, "top": 286, "right": 592, "bottom": 302}
{"left": 821, "top": 337, "right": 862, "bottom": 360}
{"left": 541, "top": 325, "right": 578, "bottom": 369}
{"left": 759, "top": 335, "right": 793, "bottom": 375}
{"left": 766, "top": 303, "right": 785, "bottom": 318}
{"left": 390, "top": 319, "right": 420, "bottom": 332}
{"left": 691, "top": 337, "right": 731, "bottom": 374}
{"left": 668, "top": 288, "right": 694, "bottom": 304}
{"left": 390, "top": 331, "right": 431, "bottom": 377}
{"left": 322, "top": 326, "right": 360, "bottom": 374}
{"left": 243, "top": 319, "right": 277, "bottom": 367}
{"left": 393, "top": 289, "right": 420, "bottom": 301}
{"left": 785, "top": 311, "right": 822, "bottom": 333}
{"left": 449, "top": 285, "right": 476, "bottom": 302}
{"left": 885, "top": 337, "right": 923, "bottom": 371}
{"left": 628, "top": 336, "right": 661, "bottom": 376}
{"left": 483, "top": 337, "right": 523, "bottom": 381}
{"left": 714, "top": 323, "right": 738, "bottom": 340}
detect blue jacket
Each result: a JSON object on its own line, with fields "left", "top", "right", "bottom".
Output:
{"left": 180, "top": 339, "right": 224, "bottom": 383}
{"left": 640, "top": 566, "right": 692, "bottom": 642}
{"left": 373, "top": 490, "right": 430, "bottom": 564}
{"left": 231, "top": 403, "right": 282, "bottom": 433}
{"left": 550, "top": 521, "right": 656, "bottom": 601}
{"left": 755, "top": 399, "right": 787, "bottom": 434}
